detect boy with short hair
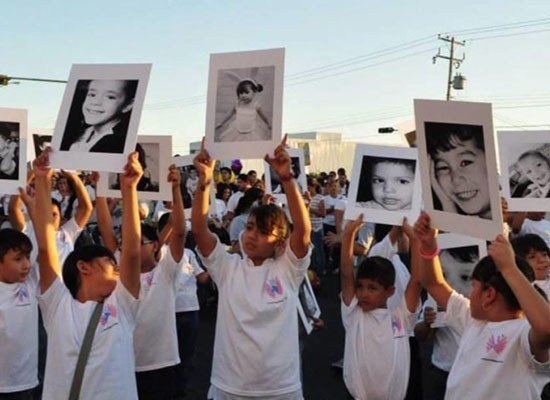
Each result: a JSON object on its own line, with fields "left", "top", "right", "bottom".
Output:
{"left": 32, "top": 148, "right": 142, "bottom": 400}
{"left": 0, "top": 228, "right": 38, "bottom": 399}
{"left": 340, "top": 216, "right": 421, "bottom": 399}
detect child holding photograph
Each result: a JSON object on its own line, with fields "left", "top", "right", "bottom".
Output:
{"left": 216, "top": 79, "right": 271, "bottom": 142}
{"left": 60, "top": 79, "right": 137, "bottom": 153}
{"left": 357, "top": 157, "right": 415, "bottom": 211}
{"left": 426, "top": 122, "right": 492, "bottom": 219}
{"left": 514, "top": 150, "right": 550, "bottom": 198}
{"left": 415, "top": 211, "right": 550, "bottom": 399}
{"left": 192, "top": 135, "right": 311, "bottom": 399}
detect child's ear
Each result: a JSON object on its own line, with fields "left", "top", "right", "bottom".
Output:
{"left": 386, "top": 285, "right": 396, "bottom": 298}
{"left": 121, "top": 99, "right": 134, "bottom": 114}
{"left": 76, "top": 260, "right": 92, "bottom": 276}
{"left": 482, "top": 286, "right": 498, "bottom": 310}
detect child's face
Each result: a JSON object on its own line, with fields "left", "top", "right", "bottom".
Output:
{"left": 0, "top": 249, "right": 31, "bottom": 283}
{"left": 355, "top": 278, "right": 394, "bottom": 312}
{"left": 433, "top": 139, "right": 490, "bottom": 217}
{"left": 518, "top": 154, "right": 550, "bottom": 188}
{"left": 238, "top": 87, "right": 255, "bottom": 104}
{"left": 86, "top": 256, "right": 119, "bottom": 296}
{"left": 241, "top": 215, "right": 283, "bottom": 265}
{"left": 371, "top": 162, "right": 414, "bottom": 211}
{"left": 525, "top": 249, "right": 550, "bottom": 280}
{"left": 439, "top": 250, "right": 477, "bottom": 297}
{"left": 82, "top": 80, "right": 132, "bottom": 128}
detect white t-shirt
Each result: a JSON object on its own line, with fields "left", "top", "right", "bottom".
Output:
{"left": 197, "top": 238, "right": 311, "bottom": 397}
{"left": 229, "top": 213, "right": 248, "bottom": 243}
{"left": 226, "top": 191, "right": 244, "bottom": 214}
{"left": 322, "top": 195, "right": 345, "bottom": 227}
{"left": 134, "top": 245, "right": 187, "bottom": 372}
{"left": 444, "top": 291, "right": 550, "bottom": 400}
{"left": 39, "top": 278, "right": 140, "bottom": 400}
{"left": 519, "top": 218, "right": 550, "bottom": 248}
{"left": 24, "top": 217, "right": 82, "bottom": 267}
{"left": 175, "top": 249, "right": 204, "bottom": 313}
{"left": 341, "top": 296, "right": 414, "bottom": 400}
{"left": 0, "top": 265, "right": 39, "bottom": 393}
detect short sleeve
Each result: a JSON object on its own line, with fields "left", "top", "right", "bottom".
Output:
{"left": 443, "top": 291, "right": 472, "bottom": 335}
{"left": 157, "top": 244, "right": 186, "bottom": 284}
{"left": 61, "top": 218, "right": 83, "bottom": 243}
{"left": 196, "top": 237, "right": 237, "bottom": 284}
{"left": 113, "top": 280, "right": 140, "bottom": 322}
{"left": 280, "top": 241, "right": 312, "bottom": 289}
{"left": 368, "top": 233, "right": 397, "bottom": 260}
{"left": 519, "top": 323, "right": 550, "bottom": 371}
{"left": 38, "top": 278, "right": 68, "bottom": 331}
{"left": 341, "top": 296, "right": 358, "bottom": 330}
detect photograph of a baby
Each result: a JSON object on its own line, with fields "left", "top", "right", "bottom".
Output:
{"left": 509, "top": 145, "right": 550, "bottom": 199}
{"left": 356, "top": 156, "right": 416, "bottom": 211}
{"left": 214, "top": 66, "right": 274, "bottom": 143}
{"left": 425, "top": 122, "right": 492, "bottom": 220}
{"left": 60, "top": 79, "right": 137, "bottom": 153}
{"left": 0, "top": 122, "right": 19, "bottom": 180}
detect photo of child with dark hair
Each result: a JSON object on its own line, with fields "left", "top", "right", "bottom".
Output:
{"left": 60, "top": 79, "right": 137, "bottom": 153}
{"left": 425, "top": 122, "right": 492, "bottom": 220}
{"left": 0, "top": 122, "right": 19, "bottom": 180}
{"left": 356, "top": 156, "right": 416, "bottom": 211}
{"left": 439, "top": 245, "right": 479, "bottom": 297}
{"left": 32, "top": 134, "right": 52, "bottom": 158}
{"left": 214, "top": 67, "right": 274, "bottom": 143}
{"left": 108, "top": 143, "right": 159, "bottom": 192}
{"left": 270, "top": 156, "right": 305, "bottom": 194}
{"left": 509, "top": 147, "right": 550, "bottom": 199}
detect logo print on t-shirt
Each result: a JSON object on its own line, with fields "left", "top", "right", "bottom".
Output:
{"left": 485, "top": 333, "right": 507, "bottom": 355}
{"left": 264, "top": 276, "right": 283, "bottom": 298}
{"left": 16, "top": 284, "right": 30, "bottom": 305}
{"left": 100, "top": 303, "right": 118, "bottom": 327}
{"left": 144, "top": 270, "right": 155, "bottom": 289}
{"left": 391, "top": 315, "right": 404, "bottom": 337}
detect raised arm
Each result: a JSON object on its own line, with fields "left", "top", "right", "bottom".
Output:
{"left": 118, "top": 152, "right": 143, "bottom": 299}
{"left": 30, "top": 148, "right": 60, "bottom": 293}
{"left": 264, "top": 135, "right": 311, "bottom": 257}
{"left": 488, "top": 235, "right": 550, "bottom": 362}
{"left": 414, "top": 211, "right": 453, "bottom": 309}
{"left": 168, "top": 164, "right": 185, "bottom": 262}
{"left": 341, "top": 215, "right": 364, "bottom": 306}
{"left": 401, "top": 218, "right": 422, "bottom": 313}
{"left": 88, "top": 172, "right": 118, "bottom": 254}
{"left": 62, "top": 170, "right": 93, "bottom": 228}
{"left": 191, "top": 139, "right": 217, "bottom": 257}
{"left": 8, "top": 193, "right": 27, "bottom": 231}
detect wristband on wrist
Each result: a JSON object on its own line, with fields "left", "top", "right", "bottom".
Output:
{"left": 419, "top": 245, "right": 439, "bottom": 260}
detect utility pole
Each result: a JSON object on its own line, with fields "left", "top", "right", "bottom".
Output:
{"left": 0, "top": 74, "right": 67, "bottom": 86}
{"left": 432, "top": 35, "right": 465, "bottom": 100}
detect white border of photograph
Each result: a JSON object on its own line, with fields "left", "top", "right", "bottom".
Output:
{"left": 297, "top": 277, "right": 321, "bottom": 335}
{"left": 205, "top": 48, "right": 284, "bottom": 160}
{"left": 498, "top": 130, "right": 550, "bottom": 211}
{"left": 344, "top": 144, "right": 422, "bottom": 226}
{"left": 0, "top": 108, "right": 27, "bottom": 195}
{"left": 96, "top": 135, "right": 172, "bottom": 201}
{"left": 172, "top": 154, "right": 218, "bottom": 218}
{"left": 50, "top": 63, "right": 151, "bottom": 172}
{"left": 414, "top": 99, "right": 502, "bottom": 240}
{"left": 264, "top": 148, "right": 307, "bottom": 204}
{"left": 437, "top": 233, "right": 488, "bottom": 258}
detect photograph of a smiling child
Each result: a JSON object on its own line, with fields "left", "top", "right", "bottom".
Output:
{"left": 356, "top": 156, "right": 416, "bottom": 211}
{"left": 425, "top": 122, "right": 492, "bottom": 220}
{"left": 60, "top": 79, "right": 137, "bottom": 153}
{"left": 509, "top": 145, "right": 550, "bottom": 199}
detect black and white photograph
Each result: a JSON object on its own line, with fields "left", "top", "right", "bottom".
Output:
{"left": 0, "top": 108, "right": 27, "bottom": 195}
{"left": 437, "top": 233, "right": 487, "bottom": 298}
{"left": 297, "top": 277, "right": 321, "bottom": 335}
{"left": 415, "top": 99, "right": 502, "bottom": 240}
{"left": 96, "top": 135, "right": 172, "bottom": 201}
{"left": 498, "top": 130, "right": 550, "bottom": 211}
{"left": 205, "top": 48, "right": 284, "bottom": 160}
{"left": 265, "top": 148, "right": 307, "bottom": 203}
{"left": 345, "top": 144, "right": 421, "bottom": 226}
{"left": 32, "top": 133, "right": 52, "bottom": 159}
{"left": 50, "top": 63, "right": 151, "bottom": 172}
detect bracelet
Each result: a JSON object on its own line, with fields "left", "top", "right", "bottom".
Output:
{"left": 419, "top": 245, "right": 439, "bottom": 260}
{"left": 279, "top": 174, "right": 294, "bottom": 182}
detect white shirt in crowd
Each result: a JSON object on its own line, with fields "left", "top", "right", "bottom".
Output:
{"left": 342, "top": 296, "right": 415, "bottom": 400}
{"left": 134, "top": 245, "right": 189, "bottom": 372}
{"left": 39, "top": 278, "right": 140, "bottom": 400}
{"left": 443, "top": 291, "right": 550, "bottom": 399}
{"left": 518, "top": 217, "right": 550, "bottom": 249}
{"left": 322, "top": 195, "right": 346, "bottom": 227}
{"left": 0, "top": 264, "right": 39, "bottom": 393}
{"left": 197, "top": 238, "right": 311, "bottom": 398}
{"left": 175, "top": 249, "right": 204, "bottom": 313}
{"left": 226, "top": 191, "right": 244, "bottom": 214}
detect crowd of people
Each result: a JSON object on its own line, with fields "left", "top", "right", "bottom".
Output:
{"left": 0, "top": 137, "right": 549, "bottom": 400}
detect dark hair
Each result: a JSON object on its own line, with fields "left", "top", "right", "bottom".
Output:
{"left": 235, "top": 187, "right": 264, "bottom": 216}
{"left": 216, "top": 183, "right": 231, "bottom": 200}
{"left": 471, "top": 255, "right": 534, "bottom": 311}
{"left": 236, "top": 79, "right": 263, "bottom": 96}
{"left": 141, "top": 223, "right": 159, "bottom": 242}
{"left": 0, "top": 229, "right": 32, "bottom": 262}
{"left": 50, "top": 198, "right": 62, "bottom": 217}
{"left": 247, "top": 170, "right": 257, "bottom": 177}
{"left": 0, "top": 124, "right": 11, "bottom": 140}
{"left": 237, "top": 173, "right": 249, "bottom": 183}
{"left": 356, "top": 256, "right": 395, "bottom": 289}
{"left": 248, "top": 204, "right": 290, "bottom": 242}
{"left": 511, "top": 234, "right": 549, "bottom": 258}
{"left": 135, "top": 143, "right": 147, "bottom": 170}
{"left": 157, "top": 212, "right": 171, "bottom": 234}
{"left": 220, "top": 167, "right": 232, "bottom": 175}
{"left": 442, "top": 245, "right": 479, "bottom": 264}
{"left": 425, "top": 122, "right": 484, "bottom": 160}
{"left": 63, "top": 245, "right": 116, "bottom": 299}
{"left": 518, "top": 150, "right": 549, "bottom": 167}
{"left": 337, "top": 167, "right": 346, "bottom": 176}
